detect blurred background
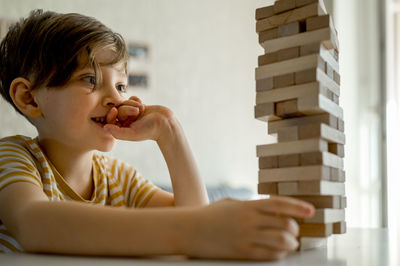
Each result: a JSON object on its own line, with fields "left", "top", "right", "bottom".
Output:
{"left": 0, "top": 0, "right": 398, "bottom": 235}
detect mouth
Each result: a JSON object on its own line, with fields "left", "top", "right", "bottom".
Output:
{"left": 91, "top": 116, "right": 107, "bottom": 126}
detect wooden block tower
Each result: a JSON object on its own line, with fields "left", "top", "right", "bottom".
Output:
{"left": 254, "top": 0, "right": 346, "bottom": 250}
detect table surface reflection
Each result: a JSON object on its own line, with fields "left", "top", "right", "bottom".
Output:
{"left": 0, "top": 228, "right": 397, "bottom": 266}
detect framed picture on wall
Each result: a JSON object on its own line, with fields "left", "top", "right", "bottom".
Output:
{"left": 126, "top": 41, "right": 150, "bottom": 90}
{"left": 128, "top": 73, "right": 148, "bottom": 88}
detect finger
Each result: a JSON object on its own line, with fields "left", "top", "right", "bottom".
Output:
{"left": 252, "top": 229, "right": 299, "bottom": 252}
{"left": 256, "top": 216, "right": 299, "bottom": 237}
{"left": 103, "top": 124, "right": 138, "bottom": 141}
{"left": 128, "top": 95, "right": 142, "bottom": 104}
{"left": 120, "top": 99, "right": 143, "bottom": 109}
{"left": 117, "top": 105, "right": 140, "bottom": 121}
{"left": 247, "top": 196, "right": 315, "bottom": 218}
{"left": 247, "top": 245, "right": 288, "bottom": 261}
{"left": 106, "top": 107, "right": 118, "bottom": 124}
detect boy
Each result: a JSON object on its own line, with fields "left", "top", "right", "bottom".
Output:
{"left": 0, "top": 10, "right": 314, "bottom": 260}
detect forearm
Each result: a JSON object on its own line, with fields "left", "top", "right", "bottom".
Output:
{"left": 18, "top": 200, "right": 196, "bottom": 256}
{"left": 157, "top": 119, "right": 209, "bottom": 206}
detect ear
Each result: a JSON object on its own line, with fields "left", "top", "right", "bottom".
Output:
{"left": 9, "top": 77, "right": 42, "bottom": 118}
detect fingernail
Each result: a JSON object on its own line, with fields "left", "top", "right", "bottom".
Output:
{"left": 305, "top": 206, "right": 314, "bottom": 216}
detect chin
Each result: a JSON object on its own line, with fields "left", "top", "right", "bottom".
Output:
{"left": 96, "top": 138, "right": 116, "bottom": 152}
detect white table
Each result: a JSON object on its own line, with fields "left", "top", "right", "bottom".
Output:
{"left": 0, "top": 228, "right": 397, "bottom": 266}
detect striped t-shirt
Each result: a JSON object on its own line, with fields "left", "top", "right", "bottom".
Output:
{"left": 0, "top": 135, "right": 159, "bottom": 253}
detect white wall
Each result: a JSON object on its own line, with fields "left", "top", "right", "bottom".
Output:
{"left": 334, "top": 0, "right": 383, "bottom": 228}
{"left": 0, "top": 0, "right": 274, "bottom": 189}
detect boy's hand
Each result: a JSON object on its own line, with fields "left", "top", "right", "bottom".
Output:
{"left": 188, "top": 196, "right": 314, "bottom": 261}
{"left": 103, "top": 96, "right": 174, "bottom": 142}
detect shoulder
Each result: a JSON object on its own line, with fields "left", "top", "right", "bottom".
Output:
{"left": 0, "top": 135, "right": 36, "bottom": 161}
{"left": 0, "top": 135, "right": 43, "bottom": 189}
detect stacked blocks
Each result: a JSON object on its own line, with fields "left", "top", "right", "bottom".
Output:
{"left": 254, "top": 0, "right": 346, "bottom": 250}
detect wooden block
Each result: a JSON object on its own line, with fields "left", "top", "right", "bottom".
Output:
{"left": 317, "top": 68, "right": 340, "bottom": 96}
{"left": 258, "top": 52, "right": 278, "bottom": 66}
{"left": 297, "top": 94, "right": 343, "bottom": 119}
{"left": 255, "top": 53, "right": 322, "bottom": 80}
{"left": 261, "top": 27, "right": 337, "bottom": 53}
{"left": 328, "top": 143, "right": 345, "bottom": 157}
{"left": 274, "top": 0, "right": 296, "bottom": 14}
{"left": 298, "top": 123, "right": 345, "bottom": 144}
{"left": 300, "top": 151, "right": 322, "bottom": 165}
{"left": 278, "top": 154, "right": 300, "bottom": 167}
{"left": 296, "top": 0, "right": 319, "bottom": 8}
{"left": 292, "top": 195, "right": 345, "bottom": 209}
{"left": 256, "top": 3, "right": 325, "bottom": 32}
{"left": 295, "top": 67, "right": 338, "bottom": 93}
{"left": 256, "top": 77, "right": 274, "bottom": 92}
{"left": 302, "top": 208, "right": 345, "bottom": 223}
{"left": 259, "top": 156, "right": 278, "bottom": 169}
{"left": 295, "top": 68, "right": 317, "bottom": 85}
{"left": 278, "top": 21, "right": 300, "bottom": 37}
{"left": 299, "top": 223, "right": 333, "bottom": 237}
{"left": 297, "top": 180, "right": 346, "bottom": 195}
{"left": 259, "top": 165, "right": 330, "bottom": 183}
{"left": 256, "top": 85, "right": 342, "bottom": 120}
{"left": 333, "top": 221, "right": 346, "bottom": 234}
{"left": 306, "top": 15, "right": 330, "bottom": 31}
{"left": 325, "top": 62, "right": 334, "bottom": 79}
{"left": 299, "top": 237, "right": 327, "bottom": 250}
{"left": 330, "top": 168, "right": 345, "bottom": 182}
{"left": 300, "top": 43, "right": 321, "bottom": 56}
{"left": 333, "top": 71, "right": 341, "bottom": 85}
{"left": 299, "top": 43, "right": 339, "bottom": 74}
{"left": 319, "top": 45, "right": 339, "bottom": 72}
{"left": 254, "top": 102, "right": 275, "bottom": 121}
{"left": 275, "top": 99, "right": 301, "bottom": 118}
{"left": 257, "top": 138, "right": 328, "bottom": 157}
{"left": 341, "top": 196, "right": 347, "bottom": 208}
{"left": 258, "top": 27, "right": 279, "bottom": 43}
{"left": 277, "top": 46, "right": 300, "bottom": 61}
{"left": 268, "top": 113, "right": 338, "bottom": 134}
{"left": 300, "top": 151, "right": 344, "bottom": 169}
{"left": 274, "top": 73, "right": 295, "bottom": 88}
{"left": 258, "top": 47, "right": 299, "bottom": 66}
{"left": 332, "top": 49, "right": 339, "bottom": 61}
{"left": 323, "top": 86, "right": 335, "bottom": 101}
{"left": 277, "top": 126, "right": 298, "bottom": 142}
{"left": 256, "top": 5, "right": 275, "bottom": 20}
{"left": 338, "top": 118, "right": 345, "bottom": 132}
{"left": 258, "top": 182, "right": 278, "bottom": 194}
{"left": 256, "top": 67, "right": 340, "bottom": 101}
{"left": 278, "top": 180, "right": 345, "bottom": 195}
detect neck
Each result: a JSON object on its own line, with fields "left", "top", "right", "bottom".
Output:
{"left": 37, "top": 136, "right": 94, "bottom": 199}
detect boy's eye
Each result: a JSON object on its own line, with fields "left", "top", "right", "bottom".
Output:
{"left": 82, "top": 76, "right": 96, "bottom": 85}
{"left": 116, "top": 84, "right": 127, "bottom": 93}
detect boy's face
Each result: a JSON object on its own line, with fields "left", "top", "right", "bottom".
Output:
{"left": 32, "top": 48, "right": 128, "bottom": 152}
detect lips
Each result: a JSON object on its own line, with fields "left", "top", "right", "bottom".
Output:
{"left": 91, "top": 116, "right": 107, "bottom": 125}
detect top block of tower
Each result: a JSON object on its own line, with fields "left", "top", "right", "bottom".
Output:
{"left": 256, "top": 0, "right": 327, "bottom": 20}
{"left": 255, "top": 0, "right": 338, "bottom": 51}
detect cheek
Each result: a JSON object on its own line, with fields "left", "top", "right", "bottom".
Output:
{"left": 51, "top": 99, "right": 90, "bottom": 126}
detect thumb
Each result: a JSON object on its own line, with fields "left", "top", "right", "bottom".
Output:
{"left": 103, "top": 124, "right": 138, "bottom": 141}
{"left": 106, "top": 107, "right": 118, "bottom": 124}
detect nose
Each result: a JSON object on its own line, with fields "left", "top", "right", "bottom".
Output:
{"left": 102, "top": 86, "right": 123, "bottom": 108}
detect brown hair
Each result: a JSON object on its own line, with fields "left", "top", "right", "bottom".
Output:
{"left": 0, "top": 9, "right": 128, "bottom": 116}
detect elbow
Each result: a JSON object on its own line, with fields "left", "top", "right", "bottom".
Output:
{"left": 14, "top": 203, "right": 49, "bottom": 253}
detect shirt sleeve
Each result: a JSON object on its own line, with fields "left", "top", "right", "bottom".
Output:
{"left": 0, "top": 141, "right": 43, "bottom": 191}
{"left": 103, "top": 155, "right": 159, "bottom": 208}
